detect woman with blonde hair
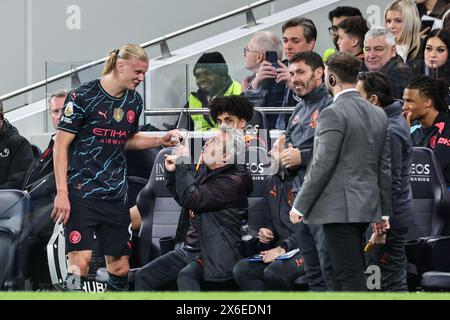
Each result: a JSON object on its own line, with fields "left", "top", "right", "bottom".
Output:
{"left": 384, "top": 0, "right": 422, "bottom": 62}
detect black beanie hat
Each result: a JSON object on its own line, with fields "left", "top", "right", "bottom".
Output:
{"left": 193, "top": 52, "right": 228, "bottom": 77}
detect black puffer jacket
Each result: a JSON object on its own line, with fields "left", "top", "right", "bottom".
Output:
{"left": 383, "top": 101, "right": 413, "bottom": 228}
{"left": 166, "top": 161, "right": 253, "bottom": 282}
{"left": 0, "top": 120, "right": 34, "bottom": 189}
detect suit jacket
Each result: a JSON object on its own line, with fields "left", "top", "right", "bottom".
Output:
{"left": 293, "top": 90, "right": 392, "bottom": 224}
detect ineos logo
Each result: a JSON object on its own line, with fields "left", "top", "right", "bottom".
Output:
{"left": 246, "top": 162, "right": 264, "bottom": 174}
{"left": 411, "top": 163, "right": 430, "bottom": 175}
{"left": 245, "top": 124, "right": 259, "bottom": 136}
{"left": 155, "top": 163, "right": 165, "bottom": 181}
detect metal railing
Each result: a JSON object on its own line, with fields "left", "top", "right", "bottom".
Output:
{"left": 144, "top": 107, "right": 294, "bottom": 116}
{"left": 0, "top": 0, "right": 273, "bottom": 104}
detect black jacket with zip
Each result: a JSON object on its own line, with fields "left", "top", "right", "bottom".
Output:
{"left": 0, "top": 120, "right": 34, "bottom": 189}
{"left": 166, "top": 160, "right": 253, "bottom": 281}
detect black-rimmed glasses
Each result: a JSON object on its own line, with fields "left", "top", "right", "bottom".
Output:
{"left": 328, "top": 26, "right": 338, "bottom": 35}
{"left": 243, "top": 47, "right": 259, "bottom": 56}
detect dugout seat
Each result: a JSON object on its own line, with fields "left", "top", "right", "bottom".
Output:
{"left": 415, "top": 236, "right": 450, "bottom": 291}
{"left": 247, "top": 110, "right": 268, "bottom": 133}
{"left": 0, "top": 189, "right": 31, "bottom": 289}
{"left": 125, "top": 146, "right": 161, "bottom": 180}
{"left": 135, "top": 147, "right": 182, "bottom": 265}
{"left": 405, "top": 147, "right": 450, "bottom": 289}
{"left": 246, "top": 146, "right": 270, "bottom": 232}
{"left": 406, "top": 147, "right": 450, "bottom": 241}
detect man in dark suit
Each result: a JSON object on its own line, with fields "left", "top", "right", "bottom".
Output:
{"left": 289, "top": 53, "right": 392, "bottom": 291}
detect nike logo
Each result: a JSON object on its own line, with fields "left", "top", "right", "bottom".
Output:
{"left": 98, "top": 111, "right": 107, "bottom": 119}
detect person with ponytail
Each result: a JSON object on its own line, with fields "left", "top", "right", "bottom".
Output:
{"left": 51, "top": 44, "right": 180, "bottom": 291}
{"left": 403, "top": 75, "right": 450, "bottom": 187}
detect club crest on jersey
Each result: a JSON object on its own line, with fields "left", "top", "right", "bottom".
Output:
{"left": 127, "top": 110, "right": 136, "bottom": 124}
{"left": 113, "top": 108, "right": 124, "bottom": 122}
{"left": 64, "top": 102, "right": 74, "bottom": 117}
{"left": 0, "top": 147, "right": 9, "bottom": 158}
{"left": 310, "top": 110, "right": 319, "bottom": 128}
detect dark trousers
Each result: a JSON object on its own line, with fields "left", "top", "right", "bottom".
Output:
{"left": 367, "top": 226, "right": 409, "bottom": 291}
{"left": 323, "top": 223, "right": 369, "bottom": 291}
{"left": 134, "top": 244, "right": 200, "bottom": 291}
{"left": 297, "top": 222, "right": 332, "bottom": 291}
{"left": 233, "top": 251, "right": 305, "bottom": 291}
{"left": 177, "top": 260, "right": 203, "bottom": 291}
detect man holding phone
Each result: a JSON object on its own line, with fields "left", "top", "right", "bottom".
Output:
{"left": 242, "top": 31, "right": 287, "bottom": 129}
{"left": 416, "top": 0, "right": 450, "bottom": 35}
{"left": 243, "top": 18, "right": 317, "bottom": 129}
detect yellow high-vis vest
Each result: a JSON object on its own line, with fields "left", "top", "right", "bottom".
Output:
{"left": 189, "top": 80, "right": 241, "bottom": 131}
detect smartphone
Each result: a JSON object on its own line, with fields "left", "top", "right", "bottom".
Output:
{"left": 421, "top": 19, "right": 434, "bottom": 32}
{"left": 265, "top": 51, "right": 278, "bottom": 68}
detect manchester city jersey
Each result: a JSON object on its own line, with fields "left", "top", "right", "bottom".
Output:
{"left": 58, "top": 79, "right": 142, "bottom": 201}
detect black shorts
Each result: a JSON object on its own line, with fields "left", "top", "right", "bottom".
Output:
{"left": 65, "top": 194, "right": 131, "bottom": 256}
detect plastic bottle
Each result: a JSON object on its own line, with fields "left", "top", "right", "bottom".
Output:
{"left": 240, "top": 220, "right": 257, "bottom": 257}
{"left": 240, "top": 220, "right": 253, "bottom": 242}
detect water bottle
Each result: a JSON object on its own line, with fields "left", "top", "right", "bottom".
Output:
{"left": 240, "top": 221, "right": 253, "bottom": 241}
{"left": 240, "top": 220, "right": 257, "bottom": 257}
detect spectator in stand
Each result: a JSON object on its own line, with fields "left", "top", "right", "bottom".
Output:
{"left": 384, "top": 0, "right": 422, "bottom": 63}
{"left": 181, "top": 52, "right": 241, "bottom": 131}
{"left": 242, "top": 20, "right": 316, "bottom": 130}
{"left": 362, "top": 27, "right": 414, "bottom": 99}
{"left": 403, "top": 75, "right": 450, "bottom": 188}
{"left": 357, "top": 71, "right": 413, "bottom": 291}
{"left": 242, "top": 31, "right": 286, "bottom": 130}
{"left": 0, "top": 99, "right": 34, "bottom": 189}
{"left": 412, "top": 29, "right": 450, "bottom": 82}
{"left": 415, "top": 0, "right": 450, "bottom": 35}
{"left": 282, "top": 17, "right": 316, "bottom": 61}
{"left": 324, "top": 6, "right": 363, "bottom": 61}
{"left": 336, "top": 16, "right": 369, "bottom": 62}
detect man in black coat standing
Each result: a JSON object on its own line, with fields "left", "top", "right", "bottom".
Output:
{"left": 357, "top": 71, "right": 413, "bottom": 291}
